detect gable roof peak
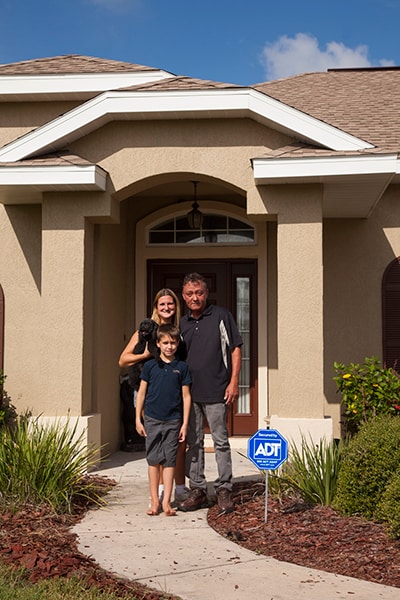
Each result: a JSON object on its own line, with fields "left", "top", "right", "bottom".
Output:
{"left": 122, "top": 74, "right": 244, "bottom": 92}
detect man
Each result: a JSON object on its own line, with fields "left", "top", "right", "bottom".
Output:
{"left": 177, "top": 272, "right": 242, "bottom": 514}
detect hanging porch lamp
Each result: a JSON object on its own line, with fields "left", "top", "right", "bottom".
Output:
{"left": 187, "top": 181, "right": 204, "bottom": 229}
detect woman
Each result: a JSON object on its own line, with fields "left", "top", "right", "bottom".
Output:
{"left": 119, "top": 288, "right": 188, "bottom": 505}
{"left": 119, "top": 288, "right": 181, "bottom": 369}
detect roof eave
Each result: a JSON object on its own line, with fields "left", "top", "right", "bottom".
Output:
{"left": 252, "top": 153, "right": 400, "bottom": 218}
{"left": 0, "top": 71, "right": 175, "bottom": 102}
{"left": 0, "top": 163, "right": 107, "bottom": 205}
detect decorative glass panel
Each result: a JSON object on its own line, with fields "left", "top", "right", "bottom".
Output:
{"left": 236, "top": 277, "right": 250, "bottom": 414}
{"left": 148, "top": 214, "right": 255, "bottom": 245}
{"left": 149, "top": 231, "right": 175, "bottom": 244}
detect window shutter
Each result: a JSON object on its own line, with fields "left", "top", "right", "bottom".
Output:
{"left": 382, "top": 258, "right": 400, "bottom": 371}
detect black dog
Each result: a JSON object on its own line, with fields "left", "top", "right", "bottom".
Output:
{"left": 127, "top": 318, "right": 159, "bottom": 390}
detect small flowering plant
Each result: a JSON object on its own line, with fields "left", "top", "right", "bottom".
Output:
{"left": 333, "top": 356, "right": 400, "bottom": 434}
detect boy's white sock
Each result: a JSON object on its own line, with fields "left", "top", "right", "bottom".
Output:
{"left": 158, "top": 484, "right": 164, "bottom": 498}
{"left": 175, "top": 484, "right": 186, "bottom": 494}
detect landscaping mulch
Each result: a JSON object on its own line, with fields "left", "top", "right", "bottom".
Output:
{"left": 207, "top": 480, "right": 400, "bottom": 589}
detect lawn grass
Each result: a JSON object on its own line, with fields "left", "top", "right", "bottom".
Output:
{"left": 0, "top": 565, "right": 140, "bottom": 599}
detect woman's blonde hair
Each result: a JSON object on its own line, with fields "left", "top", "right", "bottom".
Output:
{"left": 151, "top": 288, "right": 181, "bottom": 326}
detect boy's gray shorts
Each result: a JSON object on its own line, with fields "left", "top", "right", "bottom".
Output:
{"left": 144, "top": 415, "right": 180, "bottom": 467}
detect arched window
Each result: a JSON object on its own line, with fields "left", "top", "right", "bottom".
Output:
{"left": 382, "top": 257, "right": 400, "bottom": 371}
{"left": 148, "top": 213, "right": 255, "bottom": 245}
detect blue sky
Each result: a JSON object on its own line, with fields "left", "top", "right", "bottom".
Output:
{"left": 1, "top": 0, "right": 400, "bottom": 85}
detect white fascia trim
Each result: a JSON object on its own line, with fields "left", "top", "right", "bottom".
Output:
{"left": 0, "top": 71, "right": 174, "bottom": 96}
{"left": 247, "top": 89, "right": 373, "bottom": 152}
{"left": 0, "top": 88, "right": 372, "bottom": 163}
{"left": 253, "top": 154, "right": 399, "bottom": 182}
{"left": 0, "top": 165, "right": 107, "bottom": 189}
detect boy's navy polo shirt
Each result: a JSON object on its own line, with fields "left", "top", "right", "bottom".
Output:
{"left": 140, "top": 358, "right": 191, "bottom": 421}
{"left": 180, "top": 304, "right": 243, "bottom": 404}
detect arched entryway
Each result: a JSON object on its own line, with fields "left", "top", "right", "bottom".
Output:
{"left": 132, "top": 194, "right": 265, "bottom": 437}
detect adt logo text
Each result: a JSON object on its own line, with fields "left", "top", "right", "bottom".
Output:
{"left": 254, "top": 441, "right": 281, "bottom": 457}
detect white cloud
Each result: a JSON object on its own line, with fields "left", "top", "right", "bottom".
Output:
{"left": 260, "top": 33, "right": 395, "bottom": 80}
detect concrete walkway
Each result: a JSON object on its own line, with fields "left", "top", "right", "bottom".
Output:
{"left": 73, "top": 449, "right": 399, "bottom": 600}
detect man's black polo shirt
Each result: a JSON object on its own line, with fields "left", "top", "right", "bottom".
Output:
{"left": 180, "top": 304, "right": 243, "bottom": 404}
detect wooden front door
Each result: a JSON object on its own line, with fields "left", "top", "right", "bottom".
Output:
{"left": 148, "top": 259, "right": 258, "bottom": 436}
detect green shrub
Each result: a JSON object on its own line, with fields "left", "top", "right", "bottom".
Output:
{"left": 333, "top": 357, "right": 400, "bottom": 434}
{"left": 0, "top": 416, "right": 103, "bottom": 512}
{"left": 269, "top": 434, "right": 345, "bottom": 506}
{"left": 375, "top": 471, "right": 400, "bottom": 539}
{"left": 334, "top": 416, "right": 400, "bottom": 518}
{"left": 0, "top": 370, "right": 18, "bottom": 430}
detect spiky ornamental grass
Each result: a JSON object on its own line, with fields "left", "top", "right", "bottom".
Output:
{"left": 0, "top": 416, "right": 103, "bottom": 513}
{"left": 270, "top": 434, "right": 345, "bottom": 506}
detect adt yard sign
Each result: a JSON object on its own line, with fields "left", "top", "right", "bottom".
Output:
{"left": 247, "top": 428, "right": 288, "bottom": 471}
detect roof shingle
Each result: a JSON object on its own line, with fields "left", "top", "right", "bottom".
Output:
{"left": 0, "top": 54, "right": 161, "bottom": 74}
{"left": 254, "top": 68, "right": 400, "bottom": 150}
{"left": 120, "top": 75, "right": 242, "bottom": 92}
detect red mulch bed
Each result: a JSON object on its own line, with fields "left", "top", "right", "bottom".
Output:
{"left": 1, "top": 476, "right": 399, "bottom": 597}
{"left": 207, "top": 480, "right": 400, "bottom": 589}
{"left": 0, "top": 476, "right": 176, "bottom": 599}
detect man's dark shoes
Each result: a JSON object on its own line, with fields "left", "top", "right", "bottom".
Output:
{"left": 216, "top": 488, "right": 235, "bottom": 514}
{"left": 177, "top": 488, "right": 209, "bottom": 512}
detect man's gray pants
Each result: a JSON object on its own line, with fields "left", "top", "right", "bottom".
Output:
{"left": 185, "top": 401, "right": 233, "bottom": 493}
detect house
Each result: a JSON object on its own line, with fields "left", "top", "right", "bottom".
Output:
{"left": 1, "top": 55, "right": 399, "bottom": 454}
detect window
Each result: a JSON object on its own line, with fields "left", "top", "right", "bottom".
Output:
{"left": 382, "top": 257, "right": 400, "bottom": 371}
{"left": 148, "top": 214, "right": 255, "bottom": 245}
{"left": 236, "top": 277, "right": 250, "bottom": 413}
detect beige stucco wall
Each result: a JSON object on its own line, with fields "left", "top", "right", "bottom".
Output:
{"left": 93, "top": 217, "right": 127, "bottom": 452}
{"left": 71, "top": 119, "right": 290, "bottom": 196}
{"left": 0, "top": 202, "right": 42, "bottom": 410}
{"left": 0, "top": 101, "right": 79, "bottom": 147}
{"left": 323, "top": 184, "right": 400, "bottom": 435}
{"left": 249, "top": 184, "right": 325, "bottom": 421}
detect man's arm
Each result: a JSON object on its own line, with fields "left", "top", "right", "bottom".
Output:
{"left": 224, "top": 346, "right": 242, "bottom": 405}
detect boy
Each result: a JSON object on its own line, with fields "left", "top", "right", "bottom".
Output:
{"left": 135, "top": 323, "right": 191, "bottom": 516}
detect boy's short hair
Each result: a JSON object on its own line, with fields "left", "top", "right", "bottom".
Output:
{"left": 157, "top": 323, "right": 180, "bottom": 342}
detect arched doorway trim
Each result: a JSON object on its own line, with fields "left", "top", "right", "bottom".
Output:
{"left": 135, "top": 201, "right": 263, "bottom": 319}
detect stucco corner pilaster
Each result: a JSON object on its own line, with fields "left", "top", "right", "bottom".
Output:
{"left": 275, "top": 187, "right": 324, "bottom": 418}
